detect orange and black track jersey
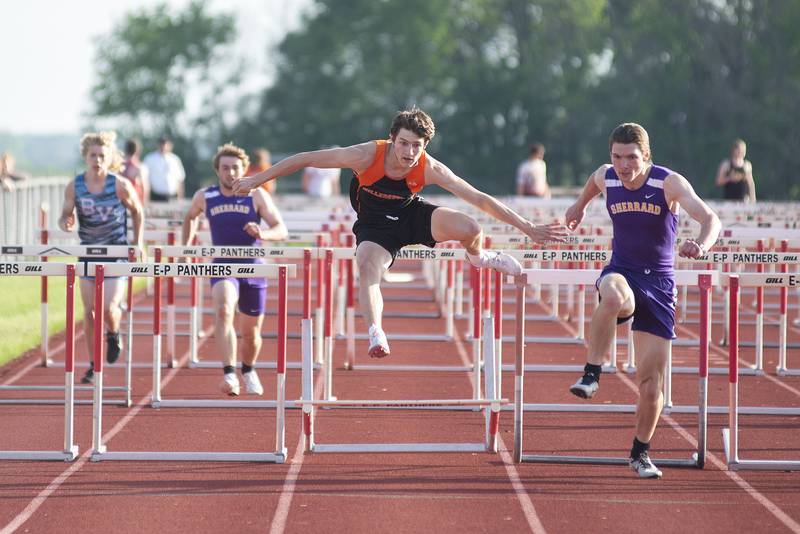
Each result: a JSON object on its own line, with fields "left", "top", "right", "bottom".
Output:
{"left": 349, "top": 139, "right": 427, "bottom": 217}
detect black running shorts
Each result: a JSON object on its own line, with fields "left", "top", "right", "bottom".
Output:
{"left": 352, "top": 197, "right": 439, "bottom": 261}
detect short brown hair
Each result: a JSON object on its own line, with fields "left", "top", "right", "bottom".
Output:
{"left": 609, "top": 123, "right": 651, "bottom": 161}
{"left": 212, "top": 142, "right": 249, "bottom": 170}
{"left": 390, "top": 107, "right": 436, "bottom": 142}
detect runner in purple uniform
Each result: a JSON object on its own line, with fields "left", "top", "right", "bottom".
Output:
{"left": 565, "top": 123, "right": 720, "bottom": 478}
{"left": 182, "top": 143, "right": 287, "bottom": 396}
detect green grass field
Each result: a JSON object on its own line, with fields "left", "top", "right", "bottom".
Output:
{"left": 0, "top": 272, "right": 147, "bottom": 367}
{"left": 0, "top": 275, "right": 80, "bottom": 366}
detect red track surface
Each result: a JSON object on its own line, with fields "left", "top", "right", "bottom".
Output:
{"left": 1, "top": 261, "right": 799, "bottom": 534}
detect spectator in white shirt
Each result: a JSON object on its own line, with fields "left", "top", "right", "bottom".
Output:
{"left": 516, "top": 142, "right": 550, "bottom": 198}
{"left": 143, "top": 136, "right": 186, "bottom": 201}
{"left": 302, "top": 148, "right": 341, "bottom": 197}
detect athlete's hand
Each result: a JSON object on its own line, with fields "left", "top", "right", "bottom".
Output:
{"left": 564, "top": 203, "right": 585, "bottom": 231}
{"left": 59, "top": 214, "right": 76, "bottom": 232}
{"left": 679, "top": 239, "right": 705, "bottom": 259}
{"left": 243, "top": 222, "right": 262, "bottom": 240}
{"left": 522, "top": 221, "right": 570, "bottom": 244}
{"left": 233, "top": 176, "right": 259, "bottom": 196}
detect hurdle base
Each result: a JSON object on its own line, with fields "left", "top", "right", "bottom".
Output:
{"left": 310, "top": 442, "right": 487, "bottom": 453}
{"left": 340, "top": 333, "right": 453, "bottom": 342}
{"left": 153, "top": 399, "right": 300, "bottom": 409}
{"left": 671, "top": 365, "right": 760, "bottom": 376}
{"left": 0, "top": 446, "right": 79, "bottom": 462}
{"left": 503, "top": 403, "right": 636, "bottom": 413}
{"left": 500, "top": 364, "right": 617, "bottom": 373}
{"left": 722, "top": 428, "right": 800, "bottom": 471}
{"left": 91, "top": 450, "right": 287, "bottom": 463}
{"left": 188, "top": 360, "right": 317, "bottom": 370}
{"left": 347, "top": 364, "right": 473, "bottom": 372}
{"left": 519, "top": 453, "right": 700, "bottom": 468}
{"left": 0, "top": 398, "right": 128, "bottom": 406}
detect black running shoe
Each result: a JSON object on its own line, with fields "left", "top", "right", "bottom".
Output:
{"left": 106, "top": 331, "right": 122, "bottom": 364}
{"left": 81, "top": 364, "right": 94, "bottom": 384}
{"left": 569, "top": 372, "right": 599, "bottom": 399}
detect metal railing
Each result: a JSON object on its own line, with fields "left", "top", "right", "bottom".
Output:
{"left": 0, "top": 176, "right": 71, "bottom": 257}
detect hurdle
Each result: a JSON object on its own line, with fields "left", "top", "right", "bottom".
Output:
{"left": 300, "top": 299, "right": 504, "bottom": 454}
{"left": 89, "top": 261, "right": 293, "bottom": 462}
{"left": 0, "top": 262, "right": 79, "bottom": 461}
{"left": 512, "top": 269, "right": 716, "bottom": 469}
{"left": 722, "top": 274, "right": 800, "bottom": 471}
{"left": 153, "top": 245, "right": 314, "bottom": 372}
{"left": 336, "top": 248, "right": 480, "bottom": 396}
{"left": 6, "top": 241, "right": 138, "bottom": 367}
{"left": 0, "top": 244, "right": 137, "bottom": 406}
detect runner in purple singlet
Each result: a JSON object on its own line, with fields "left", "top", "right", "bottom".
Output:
{"left": 182, "top": 143, "right": 287, "bottom": 397}
{"left": 565, "top": 123, "right": 721, "bottom": 478}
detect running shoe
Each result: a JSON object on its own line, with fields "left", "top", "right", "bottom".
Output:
{"left": 243, "top": 370, "right": 264, "bottom": 396}
{"left": 629, "top": 451, "right": 663, "bottom": 478}
{"left": 471, "top": 251, "right": 522, "bottom": 276}
{"left": 368, "top": 326, "right": 390, "bottom": 358}
{"left": 569, "top": 372, "right": 599, "bottom": 399}
{"left": 81, "top": 364, "right": 94, "bottom": 385}
{"left": 106, "top": 331, "right": 122, "bottom": 364}
{"left": 220, "top": 372, "right": 240, "bottom": 396}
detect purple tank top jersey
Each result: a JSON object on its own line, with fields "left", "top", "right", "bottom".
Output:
{"left": 204, "top": 185, "right": 262, "bottom": 263}
{"left": 605, "top": 165, "right": 678, "bottom": 273}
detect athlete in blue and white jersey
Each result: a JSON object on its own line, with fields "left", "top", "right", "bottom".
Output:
{"left": 565, "top": 123, "right": 720, "bottom": 478}
{"left": 58, "top": 131, "right": 144, "bottom": 384}
{"left": 182, "top": 143, "right": 287, "bottom": 397}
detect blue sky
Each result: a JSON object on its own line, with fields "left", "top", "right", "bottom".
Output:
{"left": 0, "top": 0, "right": 310, "bottom": 135}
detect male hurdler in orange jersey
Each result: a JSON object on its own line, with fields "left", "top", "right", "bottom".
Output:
{"left": 236, "top": 107, "right": 568, "bottom": 358}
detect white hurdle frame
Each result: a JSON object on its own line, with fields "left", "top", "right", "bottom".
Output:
{"left": 88, "top": 262, "right": 294, "bottom": 463}
{"left": 0, "top": 262, "right": 79, "bottom": 461}
{"left": 154, "top": 245, "right": 315, "bottom": 374}
{"left": 339, "top": 245, "right": 469, "bottom": 356}
{"left": 722, "top": 273, "right": 800, "bottom": 470}
{"left": 0, "top": 244, "right": 137, "bottom": 406}
{"left": 300, "top": 302, "right": 504, "bottom": 454}
{"left": 512, "top": 269, "right": 716, "bottom": 469}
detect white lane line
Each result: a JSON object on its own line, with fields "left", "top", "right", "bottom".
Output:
{"left": 555, "top": 306, "right": 800, "bottom": 533}
{"left": 453, "top": 329, "right": 547, "bottom": 534}
{"left": 269, "top": 372, "right": 324, "bottom": 534}
{"left": 0, "top": 326, "right": 213, "bottom": 534}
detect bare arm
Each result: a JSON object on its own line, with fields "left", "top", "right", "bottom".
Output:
{"left": 116, "top": 178, "right": 145, "bottom": 258}
{"left": 58, "top": 181, "right": 77, "bottom": 232}
{"left": 664, "top": 173, "right": 721, "bottom": 258}
{"left": 425, "top": 155, "right": 568, "bottom": 243}
{"left": 565, "top": 166, "right": 606, "bottom": 230}
{"left": 182, "top": 190, "right": 206, "bottom": 245}
{"left": 248, "top": 189, "right": 288, "bottom": 242}
{"left": 745, "top": 161, "right": 756, "bottom": 203}
{"left": 235, "top": 142, "right": 376, "bottom": 196}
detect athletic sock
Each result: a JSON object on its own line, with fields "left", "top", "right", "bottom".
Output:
{"left": 584, "top": 363, "right": 602, "bottom": 379}
{"left": 223, "top": 365, "right": 236, "bottom": 375}
{"left": 466, "top": 250, "right": 488, "bottom": 268}
{"left": 630, "top": 437, "right": 650, "bottom": 459}
{"left": 241, "top": 363, "right": 253, "bottom": 374}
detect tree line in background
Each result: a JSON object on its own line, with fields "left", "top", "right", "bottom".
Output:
{"left": 89, "top": 0, "right": 800, "bottom": 200}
